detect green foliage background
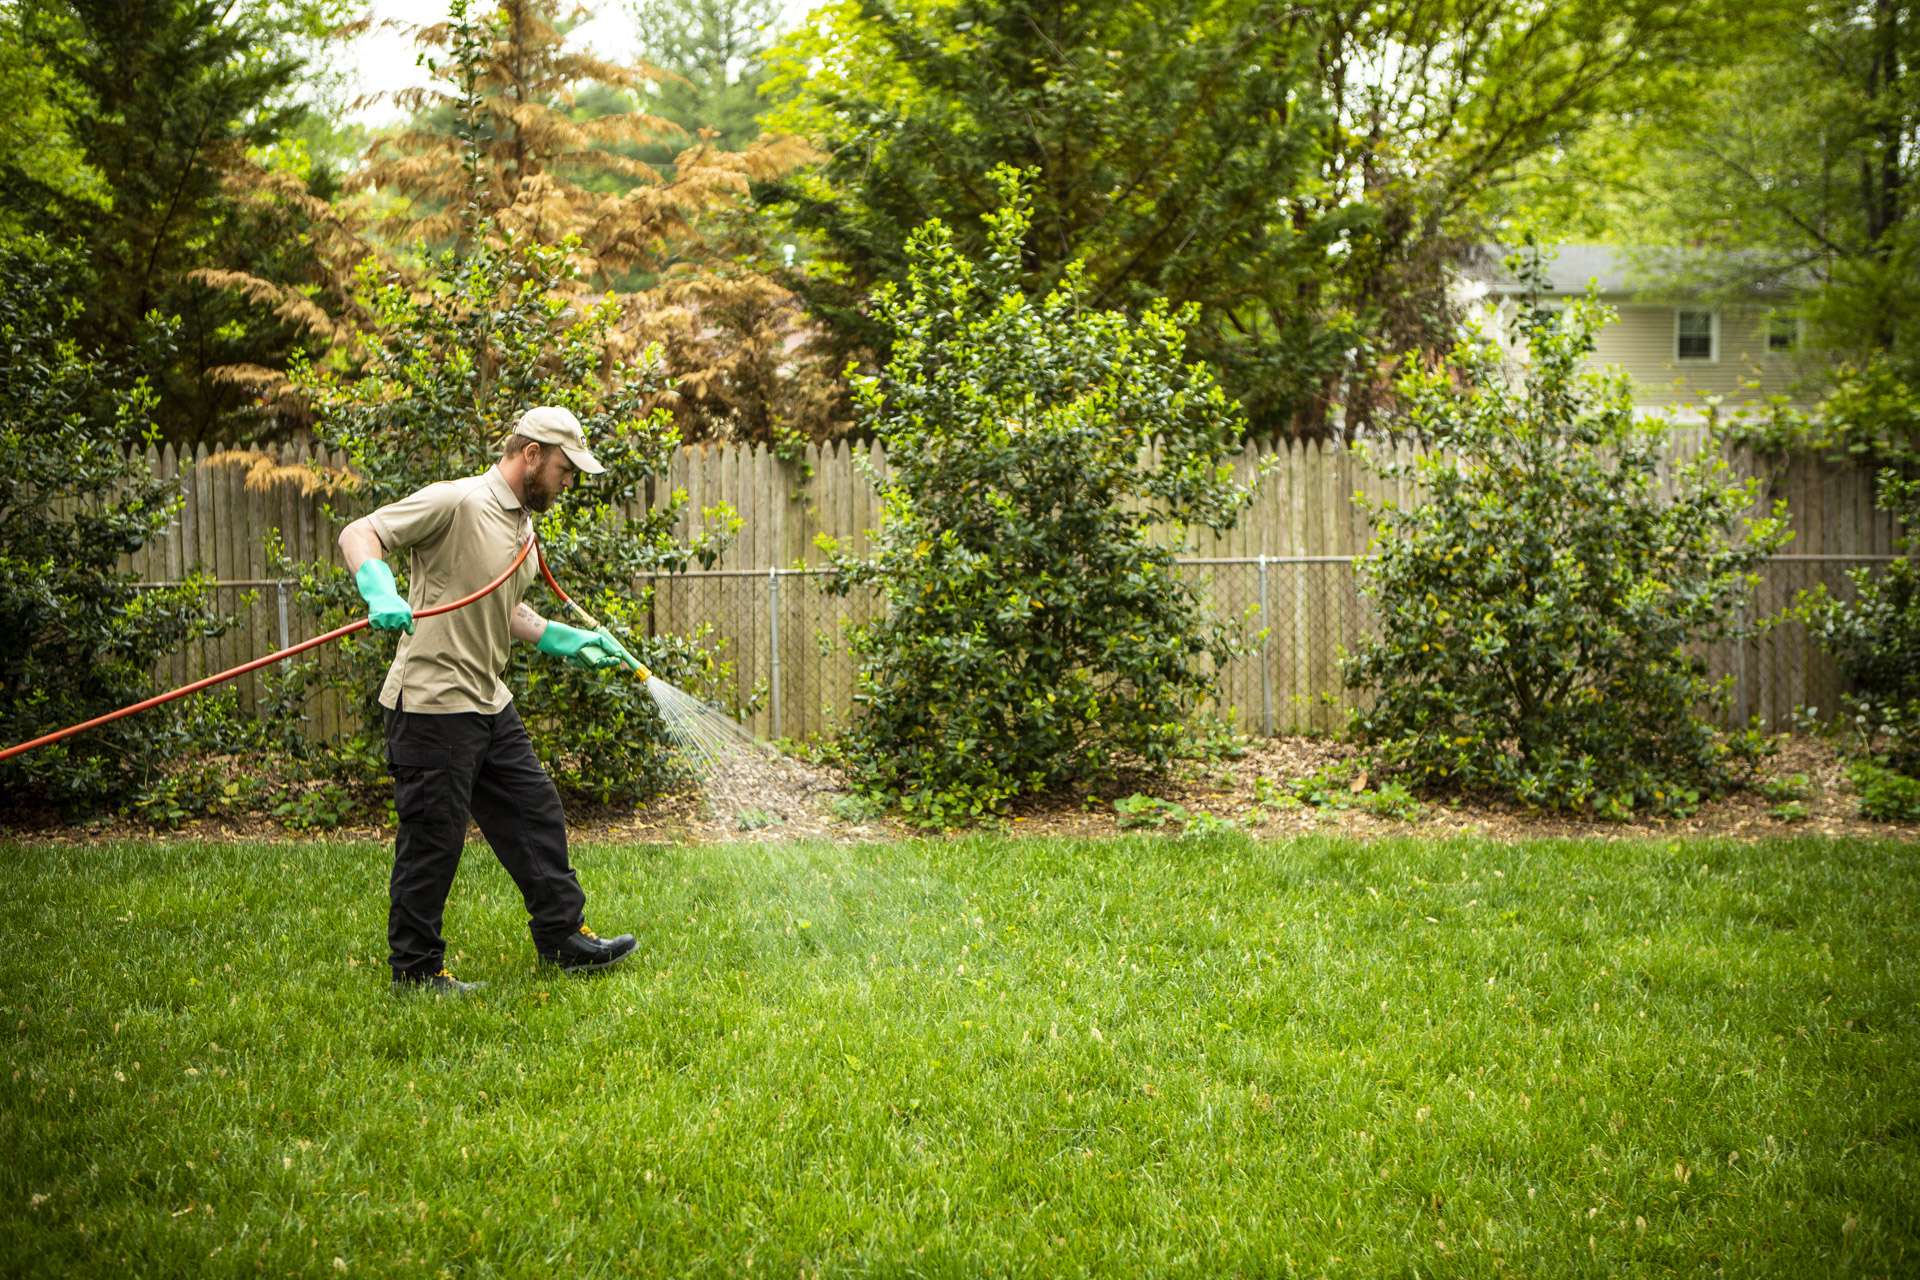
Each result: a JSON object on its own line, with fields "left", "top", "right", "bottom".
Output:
{"left": 0, "top": 237, "right": 228, "bottom": 814}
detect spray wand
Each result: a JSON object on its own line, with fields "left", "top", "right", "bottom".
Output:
{"left": 535, "top": 544, "right": 651, "bottom": 681}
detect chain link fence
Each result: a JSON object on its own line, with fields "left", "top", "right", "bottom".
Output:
{"left": 630, "top": 553, "right": 1894, "bottom": 743}
{"left": 139, "top": 553, "right": 1894, "bottom": 744}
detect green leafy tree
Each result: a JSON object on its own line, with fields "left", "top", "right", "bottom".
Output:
{"left": 763, "top": 0, "right": 1725, "bottom": 435}
{"left": 627, "top": 0, "right": 781, "bottom": 161}
{"left": 0, "top": 236, "right": 226, "bottom": 814}
{"left": 1346, "top": 261, "right": 1791, "bottom": 818}
{"left": 0, "top": 1, "right": 327, "bottom": 444}
{"left": 1520, "top": 2, "right": 1918, "bottom": 405}
{"left": 826, "top": 169, "right": 1258, "bottom": 825}
{"left": 1568, "top": 1, "right": 1920, "bottom": 781}
{"left": 275, "top": 230, "right": 743, "bottom": 807}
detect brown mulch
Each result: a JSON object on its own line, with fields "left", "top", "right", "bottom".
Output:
{"left": 6, "top": 735, "right": 1915, "bottom": 847}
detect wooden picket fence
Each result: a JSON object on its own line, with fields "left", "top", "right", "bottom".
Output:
{"left": 118, "top": 435, "right": 1905, "bottom": 744}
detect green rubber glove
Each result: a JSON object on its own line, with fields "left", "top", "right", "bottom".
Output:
{"left": 537, "top": 620, "right": 624, "bottom": 671}
{"left": 354, "top": 560, "right": 414, "bottom": 634}
{"left": 591, "top": 626, "right": 646, "bottom": 677}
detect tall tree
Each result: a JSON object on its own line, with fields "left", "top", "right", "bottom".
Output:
{"left": 206, "top": 0, "right": 839, "bottom": 443}
{"left": 363, "top": 0, "right": 805, "bottom": 286}
{"left": 761, "top": 0, "right": 1725, "bottom": 435}
{"left": 0, "top": 1, "right": 322, "bottom": 443}
{"left": 627, "top": 0, "right": 781, "bottom": 160}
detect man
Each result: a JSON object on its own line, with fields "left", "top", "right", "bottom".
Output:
{"left": 337, "top": 406, "right": 641, "bottom": 994}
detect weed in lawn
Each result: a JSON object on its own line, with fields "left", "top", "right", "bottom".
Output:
{"left": 735, "top": 807, "right": 780, "bottom": 832}
{"left": 1358, "top": 780, "right": 1425, "bottom": 820}
{"left": 1287, "top": 759, "right": 1369, "bottom": 809}
{"left": 1246, "top": 774, "right": 1305, "bottom": 822}
{"left": 1177, "top": 812, "right": 1239, "bottom": 838}
{"left": 269, "top": 779, "right": 357, "bottom": 831}
{"left": 1769, "top": 800, "right": 1811, "bottom": 822}
{"left": 828, "top": 793, "right": 888, "bottom": 823}
{"left": 1286, "top": 759, "right": 1426, "bottom": 818}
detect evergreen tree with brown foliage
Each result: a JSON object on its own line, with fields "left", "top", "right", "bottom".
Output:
{"left": 205, "top": 0, "right": 840, "bottom": 444}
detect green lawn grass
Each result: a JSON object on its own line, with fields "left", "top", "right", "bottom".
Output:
{"left": 1, "top": 832, "right": 1915, "bottom": 1277}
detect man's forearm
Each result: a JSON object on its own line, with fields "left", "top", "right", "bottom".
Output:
{"left": 511, "top": 603, "right": 549, "bottom": 645}
{"left": 337, "top": 517, "right": 387, "bottom": 573}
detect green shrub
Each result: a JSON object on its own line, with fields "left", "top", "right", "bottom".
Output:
{"left": 827, "top": 168, "right": 1257, "bottom": 825}
{"left": 271, "top": 232, "right": 740, "bottom": 807}
{"left": 1848, "top": 759, "right": 1920, "bottom": 822}
{"left": 0, "top": 236, "right": 229, "bottom": 815}
{"left": 1345, "top": 254, "right": 1790, "bottom": 817}
{"left": 1768, "top": 801, "right": 1810, "bottom": 823}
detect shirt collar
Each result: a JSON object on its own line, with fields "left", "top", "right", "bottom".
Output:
{"left": 485, "top": 464, "right": 524, "bottom": 511}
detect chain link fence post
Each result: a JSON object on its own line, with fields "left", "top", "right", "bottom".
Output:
{"left": 1257, "top": 554, "right": 1273, "bottom": 736}
{"left": 768, "top": 566, "right": 782, "bottom": 742}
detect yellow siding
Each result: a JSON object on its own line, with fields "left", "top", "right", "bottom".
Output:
{"left": 1477, "top": 300, "right": 1824, "bottom": 411}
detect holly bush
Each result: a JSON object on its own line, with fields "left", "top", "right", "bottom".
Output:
{"left": 825, "top": 168, "right": 1258, "bottom": 825}
{"left": 1345, "top": 274, "right": 1790, "bottom": 817}
{"left": 0, "top": 235, "right": 228, "bottom": 815}
{"left": 276, "top": 230, "right": 740, "bottom": 806}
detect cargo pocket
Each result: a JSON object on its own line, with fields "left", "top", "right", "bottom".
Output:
{"left": 387, "top": 739, "right": 455, "bottom": 827}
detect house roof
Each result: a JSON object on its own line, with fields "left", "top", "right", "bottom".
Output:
{"left": 1464, "top": 244, "right": 1809, "bottom": 299}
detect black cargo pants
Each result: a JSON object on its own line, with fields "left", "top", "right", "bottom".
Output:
{"left": 384, "top": 701, "right": 586, "bottom": 979}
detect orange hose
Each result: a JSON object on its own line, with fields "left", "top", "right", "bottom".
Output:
{"left": 0, "top": 532, "right": 537, "bottom": 764}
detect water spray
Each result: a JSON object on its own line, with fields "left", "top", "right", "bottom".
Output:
{"left": 531, "top": 543, "right": 792, "bottom": 817}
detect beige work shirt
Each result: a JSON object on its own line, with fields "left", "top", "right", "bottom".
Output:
{"left": 368, "top": 467, "right": 537, "bottom": 715}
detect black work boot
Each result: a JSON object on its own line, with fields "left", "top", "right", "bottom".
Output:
{"left": 392, "top": 966, "right": 483, "bottom": 995}
{"left": 539, "top": 923, "right": 636, "bottom": 973}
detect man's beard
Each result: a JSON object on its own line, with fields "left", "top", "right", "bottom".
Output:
{"left": 525, "top": 468, "right": 558, "bottom": 512}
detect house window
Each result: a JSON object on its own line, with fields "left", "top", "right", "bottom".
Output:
{"left": 1767, "top": 315, "right": 1802, "bottom": 352}
{"left": 1676, "top": 309, "right": 1717, "bottom": 361}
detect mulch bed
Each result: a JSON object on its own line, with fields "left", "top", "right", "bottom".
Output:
{"left": 9, "top": 734, "right": 1915, "bottom": 847}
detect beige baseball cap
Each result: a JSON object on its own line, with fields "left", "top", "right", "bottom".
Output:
{"left": 511, "top": 406, "right": 605, "bottom": 474}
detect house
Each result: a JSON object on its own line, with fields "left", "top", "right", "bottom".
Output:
{"left": 1460, "top": 244, "right": 1821, "bottom": 417}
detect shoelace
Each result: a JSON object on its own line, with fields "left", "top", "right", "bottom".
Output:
{"left": 578, "top": 924, "right": 599, "bottom": 940}
{"left": 434, "top": 967, "right": 455, "bottom": 980}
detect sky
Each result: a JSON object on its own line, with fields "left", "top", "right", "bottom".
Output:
{"left": 341, "top": 0, "right": 819, "bottom": 125}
